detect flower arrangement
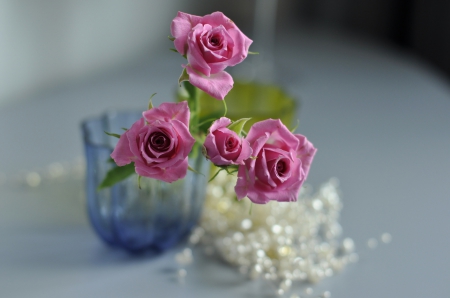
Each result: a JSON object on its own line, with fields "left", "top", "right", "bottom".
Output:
{"left": 100, "top": 11, "right": 317, "bottom": 205}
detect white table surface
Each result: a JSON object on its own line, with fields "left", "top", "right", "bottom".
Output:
{"left": 1, "top": 29, "right": 449, "bottom": 297}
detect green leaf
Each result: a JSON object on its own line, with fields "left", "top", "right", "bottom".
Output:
{"left": 104, "top": 131, "right": 121, "bottom": 138}
{"left": 98, "top": 163, "right": 135, "bottom": 190}
{"left": 228, "top": 118, "right": 251, "bottom": 136}
{"left": 148, "top": 93, "right": 157, "bottom": 110}
{"left": 168, "top": 35, "right": 175, "bottom": 41}
{"left": 169, "top": 48, "right": 178, "bottom": 53}
{"left": 178, "top": 68, "right": 189, "bottom": 86}
{"left": 248, "top": 51, "right": 259, "bottom": 55}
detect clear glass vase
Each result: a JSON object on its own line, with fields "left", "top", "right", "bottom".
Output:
{"left": 81, "top": 111, "right": 209, "bottom": 253}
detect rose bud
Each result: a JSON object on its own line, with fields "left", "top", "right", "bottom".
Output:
{"left": 203, "top": 117, "right": 252, "bottom": 166}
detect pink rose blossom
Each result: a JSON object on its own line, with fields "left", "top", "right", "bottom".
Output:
{"left": 171, "top": 11, "right": 252, "bottom": 100}
{"left": 110, "top": 101, "right": 195, "bottom": 183}
{"left": 203, "top": 117, "right": 252, "bottom": 166}
{"left": 235, "top": 119, "right": 317, "bottom": 204}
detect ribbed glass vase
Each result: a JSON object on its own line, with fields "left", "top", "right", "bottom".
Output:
{"left": 81, "top": 111, "right": 209, "bottom": 253}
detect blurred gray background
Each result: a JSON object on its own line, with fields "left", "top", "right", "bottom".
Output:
{"left": 1, "top": 0, "right": 449, "bottom": 105}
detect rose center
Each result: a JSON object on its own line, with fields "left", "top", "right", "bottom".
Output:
{"left": 276, "top": 160, "right": 287, "bottom": 176}
{"left": 210, "top": 35, "right": 221, "bottom": 47}
{"left": 225, "top": 136, "right": 239, "bottom": 152}
{"left": 150, "top": 132, "right": 170, "bottom": 152}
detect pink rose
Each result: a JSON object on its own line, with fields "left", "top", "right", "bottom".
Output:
{"left": 203, "top": 117, "right": 252, "bottom": 166}
{"left": 110, "top": 101, "right": 195, "bottom": 183}
{"left": 235, "top": 119, "right": 317, "bottom": 204}
{"left": 171, "top": 11, "right": 253, "bottom": 100}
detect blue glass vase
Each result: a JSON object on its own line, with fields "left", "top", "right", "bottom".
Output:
{"left": 81, "top": 111, "right": 209, "bottom": 253}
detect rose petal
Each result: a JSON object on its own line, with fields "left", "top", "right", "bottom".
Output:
{"left": 235, "top": 137, "right": 252, "bottom": 165}
{"left": 235, "top": 165, "right": 249, "bottom": 200}
{"left": 295, "top": 134, "right": 317, "bottom": 178}
{"left": 110, "top": 117, "right": 145, "bottom": 166}
{"left": 201, "top": 11, "right": 233, "bottom": 29}
{"left": 171, "top": 119, "right": 195, "bottom": 157}
{"left": 186, "top": 65, "right": 233, "bottom": 100}
{"left": 255, "top": 148, "right": 277, "bottom": 188}
{"left": 159, "top": 158, "right": 189, "bottom": 183}
{"left": 171, "top": 12, "right": 202, "bottom": 55}
{"left": 218, "top": 131, "right": 242, "bottom": 161}
{"left": 202, "top": 26, "right": 235, "bottom": 74}
{"left": 187, "top": 24, "right": 212, "bottom": 76}
{"left": 246, "top": 119, "right": 299, "bottom": 152}
{"left": 203, "top": 137, "right": 225, "bottom": 164}
{"left": 209, "top": 117, "right": 232, "bottom": 133}
{"left": 222, "top": 27, "right": 252, "bottom": 67}
{"left": 134, "top": 159, "right": 162, "bottom": 177}
{"left": 134, "top": 155, "right": 188, "bottom": 183}
{"left": 245, "top": 185, "right": 271, "bottom": 204}
{"left": 143, "top": 101, "right": 190, "bottom": 127}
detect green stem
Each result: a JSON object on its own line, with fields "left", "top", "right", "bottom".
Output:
{"left": 184, "top": 81, "right": 200, "bottom": 134}
{"left": 184, "top": 81, "right": 200, "bottom": 158}
{"left": 197, "top": 117, "right": 216, "bottom": 129}
{"left": 208, "top": 168, "right": 223, "bottom": 183}
{"left": 223, "top": 99, "right": 228, "bottom": 117}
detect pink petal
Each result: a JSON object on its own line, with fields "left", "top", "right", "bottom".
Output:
{"left": 255, "top": 148, "right": 277, "bottom": 188}
{"left": 250, "top": 132, "right": 270, "bottom": 158}
{"left": 209, "top": 117, "right": 231, "bottom": 133}
{"left": 110, "top": 118, "right": 144, "bottom": 166}
{"left": 295, "top": 134, "right": 317, "bottom": 178}
{"left": 201, "top": 11, "right": 233, "bottom": 29}
{"left": 245, "top": 187, "right": 271, "bottom": 204}
{"left": 186, "top": 65, "right": 233, "bottom": 100}
{"left": 143, "top": 101, "right": 190, "bottom": 127}
{"left": 235, "top": 165, "right": 249, "bottom": 200}
{"left": 142, "top": 109, "right": 169, "bottom": 123}
{"left": 203, "top": 27, "right": 235, "bottom": 74}
{"left": 246, "top": 119, "right": 299, "bottom": 151}
{"left": 203, "top": 134, "right": 220, "bottom": 161}
{"left": 187, "top": 24, "right": 212, "bottom": 76}
{"left": 134, "top": 158, "right": 188, "bottom": 183}
{"left": 171, "top": 12, "right": 201, "bottom": 55}
{"left": 215, "top": 129, "right": 240, "bottom": 162}
{"left": 158, "top": 158, "right": 189, "bottom": 183}
{"left": 110, "top": 135, "right": 133, "bottom": 166}
{"left": 171, "top": 119, "right": 195, "bottom": 157}
{"left": 235, "top": 138, "right": 252, "bottom": 165}
{"left": 223, "top": 27, "right": 252, "bottom": 67}
{"left": 134, "top": 160, "right": 162, "bottom": 177}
